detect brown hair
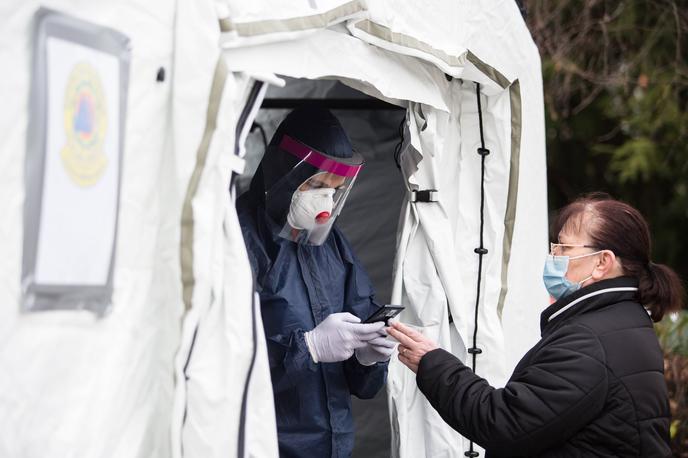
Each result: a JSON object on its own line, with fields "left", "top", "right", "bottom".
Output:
{"left": 553, "top": 192, "right": 685, "bottom": 322}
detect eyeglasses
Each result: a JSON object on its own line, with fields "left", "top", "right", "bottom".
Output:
{"left": 549, "top": 242, "right": 598, "bottom": 256}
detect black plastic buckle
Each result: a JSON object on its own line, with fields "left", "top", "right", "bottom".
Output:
{"left": 410, "top": 189, "right": 438, "bottom": 203}
{"left": 474, "top": 247, "right": 488, "bottom": 255}
{"left": 467, "top": 347, "right": 483, "bottom": 355}
{"left": 477, "top": 147, "right": 490, "bottom": 156}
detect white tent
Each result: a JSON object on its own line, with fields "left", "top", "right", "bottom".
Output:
{"left": 0, "top": 1, "right": 548, "bottom": 457}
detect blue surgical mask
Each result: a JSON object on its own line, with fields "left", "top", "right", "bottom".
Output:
{"left": 543, "top": 253, "right": 598, "bottom": 301}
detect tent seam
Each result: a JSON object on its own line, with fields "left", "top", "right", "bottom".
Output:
{"left": 465, "top": 51, "right": 511, "bottom": 89}
{"left": 354, "top": 19, "right": 466, "bottom": 67}
{"left": 353, "top": 19, "right": 511, "bottom": 89}
{"left": 219, "top": 0, "right": 365, "bottom": 36}
{"left": 180, "top": 57, "right": 228, "bottom": 311}
{"left": 496, "top": 81, "right": 522, "bottom": 318}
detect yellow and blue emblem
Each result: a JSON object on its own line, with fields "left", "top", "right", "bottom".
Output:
{"left": 60, "top": 62, "right": 108, "bottom": 187}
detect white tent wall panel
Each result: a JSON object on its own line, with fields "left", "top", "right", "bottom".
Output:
{"left": 176, "top": 77, "right": 232, "bottom": 456}
{"left": 388, "top": 103, "right": 459, "bottom": 457}
{"left": 383, "top": 6, "right": 548, "bottom": 451}
{"left": 0, "top": 1, "right": 182, "bottom": 457}
{"left": 216, "top": 74, "right": 278, "bottom": 458}
{"left": 387, "top": 88, "right": 510, "bottom": 456}
{"left": 171, "top": 0, "right": 280, "bottom": 450}
{"left": 225, "top": 206, "right": 279, "bottom": 458}
{"left": 172, "top": 0, "right": 226, "bottom": 188}
{"left": 389, "top": 221, "right": 469, "bottom": 457}
{"left": 170, "top": 0, "right": 279, "bottom": 448}
{"left": 169, "top": 1, "right": 225, "bottom": 454}
{"left": 172, "top": 65, "right": 278, "bottom": 458}
{"left": 0, "top": 2, "right": 34, "bottom": 344}
{"left": 452, "top": 85, "right": 512, "bottom": 388}
{"left": 499, "top": 82, "right": 549, "bottom": 367}
{"left": 227, "top": 76, "right": 279, "bottom": 458}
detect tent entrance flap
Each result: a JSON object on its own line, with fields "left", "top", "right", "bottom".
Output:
{"left": 236, "top": 76, "right": 407, "bottom": 457}
{"left": 221, "top": 28, "right": 452, "bottom": 112}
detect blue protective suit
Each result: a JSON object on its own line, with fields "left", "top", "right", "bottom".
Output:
{"left": 237, "top": 107, "right": 388, "bottom": 458}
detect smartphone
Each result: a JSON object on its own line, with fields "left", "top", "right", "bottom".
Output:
{"left": 363, "top": 305, "right": 405, "bottom": 325}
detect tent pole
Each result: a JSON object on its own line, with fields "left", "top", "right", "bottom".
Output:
{"left": 260, "top": 98, "right": 404, "bottom": 110}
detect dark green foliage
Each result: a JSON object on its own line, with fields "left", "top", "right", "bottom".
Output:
{"left": 525, "top": 0, "right": 688, "bottom": 278}
{"left": 523, "top": 2, "right": 688, "bottom": 453}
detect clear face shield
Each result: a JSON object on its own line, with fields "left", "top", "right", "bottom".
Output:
{"left": 265, "top": 135, "right": 363, "bottom": 246}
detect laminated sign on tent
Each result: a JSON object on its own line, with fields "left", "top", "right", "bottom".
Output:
{"left": 0, "top": 0, "right": 547, "bottom": 457}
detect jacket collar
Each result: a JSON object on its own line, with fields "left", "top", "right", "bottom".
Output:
{"left": 540, "top": 276, "right": 639, "bottom": 334}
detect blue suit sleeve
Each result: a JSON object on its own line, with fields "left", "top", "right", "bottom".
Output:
{"left": 250, "top": 260, "right": 320, "bottom": 389}
{"left": 238, "top": 216, "right": 320, "bottom": 390}
{"left": 338, "top": 234, "right": 388, "bottom": 399}
{"left": 266, "top": 325, "right": 319, "bottom": 390}
{"left": 343, "top": 356, "right": 387, "bottom": 399}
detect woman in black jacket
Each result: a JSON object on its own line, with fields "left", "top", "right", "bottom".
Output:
{"left": 388, "top": 194, "right": 683, "bottom": 457}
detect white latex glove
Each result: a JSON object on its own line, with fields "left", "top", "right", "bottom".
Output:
{"left": 304, "top": 313, "right": 385, "bottom": 363}
{"left": 355, "top": 335, "right": 397, "bottom": 366}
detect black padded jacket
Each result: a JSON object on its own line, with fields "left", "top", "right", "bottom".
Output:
{"left": 416, "top": 277, "right": 671, "bottom": 457}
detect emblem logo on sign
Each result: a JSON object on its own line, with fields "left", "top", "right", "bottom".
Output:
{"left": 60, "top": 62, "right": 108, "bottom": 187}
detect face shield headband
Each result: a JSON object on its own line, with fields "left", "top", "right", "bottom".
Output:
{"left": 267, "top": 135, "right": 364, "bottom": 246}
{"left": 278, "top": 135, "right": 363, "bottom": 177}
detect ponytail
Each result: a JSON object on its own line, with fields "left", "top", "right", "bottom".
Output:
{"left": 638, "top": 262, "right": 685, "bottom": 322}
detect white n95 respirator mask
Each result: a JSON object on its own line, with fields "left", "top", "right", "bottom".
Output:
{"left": 287, "top": 188, "right": 336, "bottom": 231}
{"left": 265, "top": 135, "right": 363, "bottom": 245}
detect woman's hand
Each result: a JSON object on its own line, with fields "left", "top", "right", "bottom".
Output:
{"left": 387, "top": 321, "right": 439, "bottom": 373}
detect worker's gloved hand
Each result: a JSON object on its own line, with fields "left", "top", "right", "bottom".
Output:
{"left": 355, "top": 334, "right": 397, "bottom": 366}
{"left": 304, "top": 313, "right": 385, "bottom": 363}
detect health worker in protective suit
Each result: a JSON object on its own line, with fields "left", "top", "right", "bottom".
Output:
{"left": 237, "top": 106, "right": 395, "bottom": 458}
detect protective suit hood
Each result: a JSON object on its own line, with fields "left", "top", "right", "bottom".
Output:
{"left": 247, "top": 106, "right": 362, "bottom": 245}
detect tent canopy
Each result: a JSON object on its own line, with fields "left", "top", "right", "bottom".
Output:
{"left": 0, "top": 1, "right": 547, "bottom": 457}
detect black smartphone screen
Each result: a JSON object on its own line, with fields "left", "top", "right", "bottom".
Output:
{"left": 363, "top": 305, "right": 405, "bottom": 324}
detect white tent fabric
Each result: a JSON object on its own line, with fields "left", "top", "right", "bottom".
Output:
{"left": 390, "top": 93, "right": 521, "bottom": 457}
{"left": 355, "top": 2, "right": 548, "bottom": 455}
{"left": 347, "top": 0, "right": 521, "bottom": 89}
{"left": 0, "top": 1, "right": 182, "bottom": 456}
{"left": 220, "top": 27, "right": 452, "bottom": 112}
{"left": 157, "top": 1, "right": 278, "bottom": 457}
{"left": 169, "top": 7, "right": 278, "bottom": 453}
{"left": 218, "top": 0, "right": 548, "bottom": 456}
{"left": 0, "top": 1, "right": 547, "bottom": 457}
{"left": 0, "top": 1, "right": 277, "bottom": 457}
{"left": 219, "top": 0, "right": 367, "bottom": 48}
